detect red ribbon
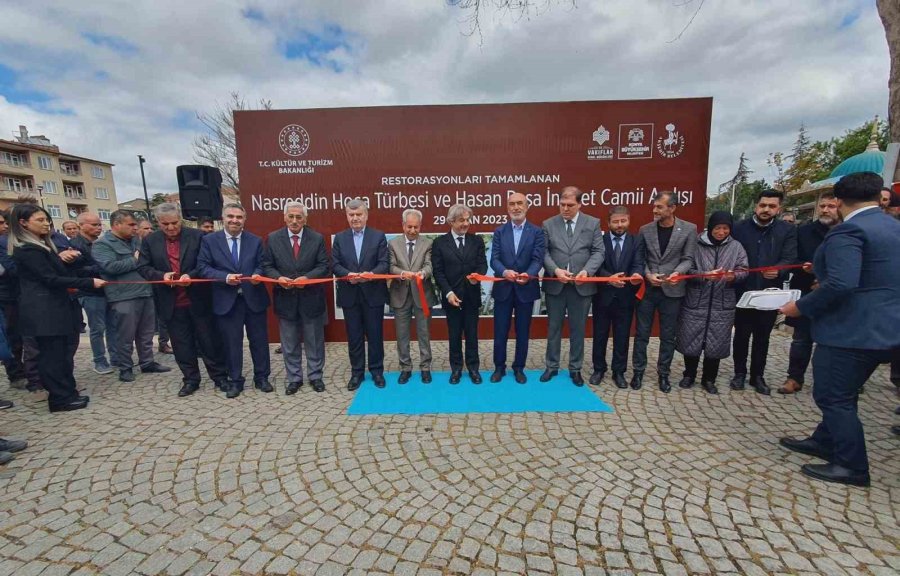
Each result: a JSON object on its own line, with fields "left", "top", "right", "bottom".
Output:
{"left": 468, "top": 272, "right": 647, "bottom": 300}
{"left": 667, "top": 263, "right": 807, "bottom": 283}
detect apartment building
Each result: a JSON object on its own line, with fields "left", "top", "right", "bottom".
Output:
{"left": 0, "top": 125, "right": 119, "bottom": 226}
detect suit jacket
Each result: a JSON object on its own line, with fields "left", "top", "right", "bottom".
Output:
{"left": 388, "top": 235, "right": 438, "bottom": 309}
{"left": 332, "top": 227, "right": 389, "bottom": 308}
{"left": 796, "top": 207, "right": 900, "bottom": 350}
{"left": 13, "top": 243, "right": 95, "bottom": 337}
{"left": 596, "top": 232, "right": 646, "bottom": 306}
{"left": 732, "top": 218, "right": 798, "bottom": 295}
{"left": 198, "top": 230, "right": 271, "bottom": 315}
{"left": 638, "top": 217, "right": 697, "bottom": 298}
{"left": 490, "top": 220, "right": 544, "bottom": 303}
{"left": 261, "top": 226, "right": 330, "bottom": 320}
{"left": 542, "top": 212, "right": 605, "bottom": 296}
{"left": 432, "top": 232, "right": 488, "bottom": 306}
{"left": 138, "top": 228, "right": 213, "bottom": 322}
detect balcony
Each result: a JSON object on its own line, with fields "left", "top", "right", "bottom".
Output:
{"left": 0, "top": 151, "right": 31, "bottom": 170}
{"left": 64, "top": 184, "right": 87, "bottom": 202}
{"left": 59, "top": 161, "right": 81, "bottom": 177}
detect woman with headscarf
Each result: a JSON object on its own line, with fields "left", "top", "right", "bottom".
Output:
{"left": 9, "top": 203, "right": 106, "bottom": 412}
{"left": 676, "top": 211, "right": 748, "bottom": 394}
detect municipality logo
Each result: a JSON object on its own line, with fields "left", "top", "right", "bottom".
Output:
{"left": 587, "top": 125, "right": 613, "bottom": 160}
{"left": 656, "top": 123, "right": 685, "bottom": 159}
{"left": 278, "top": 124, "right": 311, "bottom": 157}
{"left": 618, "top": 123, "right": 653, "bottom": 159}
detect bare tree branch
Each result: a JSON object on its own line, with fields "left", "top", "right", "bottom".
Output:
{"left": 447, "top": 0, "right": 576, "bottom": 44}
{"left": 193, "top": 92, "right": 272, "bottom": 192}
{"left": 667, "top": 0, "right": 706, "bottom": 43}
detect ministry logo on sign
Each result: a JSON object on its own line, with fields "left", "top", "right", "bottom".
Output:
{"left": 587, "top": 125, "right": 614, "bottom": 160}
{"left": 618, "top": 123, "right": 654, "bottom": 159}
{"left": 278, "top": 124, "right": 311, "bottom": 157}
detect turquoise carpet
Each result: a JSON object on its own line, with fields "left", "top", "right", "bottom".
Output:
{"left": 347, "top": 370, "right": 614, "bottom": 415}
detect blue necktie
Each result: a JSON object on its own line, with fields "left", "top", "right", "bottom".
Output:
{"left": 230, "top": 237, "right": 239, "bottom": 267}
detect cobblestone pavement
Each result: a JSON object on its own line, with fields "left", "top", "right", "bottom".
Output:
{"left": 0, "top": 331, "right": 898, "bottom": 576}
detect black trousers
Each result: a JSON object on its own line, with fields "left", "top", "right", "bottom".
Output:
{"left": 446, "top": 299, "right": 480, "bottom": 371}
{"left": 632, "top": 287, "right": 680, "bottom": 376}
{"left": 811, "top": 344, "right": 889, "bottom": 473}
{"left": 343, "top": 300, "right": 385, "bottom": 377}
{"left": 168, "top": 306, "right": 228, "bottom": 386}
{"left": 493, "top": 296, "right": 533, "bottom": 370}
{"left": 787, "top": 317, "right": 814, "bottom": 384}
{"left": 591, "top": 295, "right": 634, "bottom": 375}
{"left": 36, "top": 334, "right": 80, "bottom": 408}
{"left": 682, "top": 354, "right": 721, "bottom": 382}
{"left": 216, "top": 297, "right": 270, "bottom": 387}
{"left": 1, "top": 301, "right": 25, "bottom": 381}
{"left": 732, "top": 308, "right": 778, "bottom": 378}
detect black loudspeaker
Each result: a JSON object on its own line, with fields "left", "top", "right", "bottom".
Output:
{"left": 176, "top": 165, "right": 224, "bottom": 219}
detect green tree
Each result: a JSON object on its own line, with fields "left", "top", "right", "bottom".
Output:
{"left": 816, "top": 118, "right": 889, "bottom": 175}
{"left": 149, "top": 192, "right": 168, "bottom": 208}
{"left": 707, "top": 179, "right": 768, "bottom": 221}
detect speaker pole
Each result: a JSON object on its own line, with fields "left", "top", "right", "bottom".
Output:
{"left": 138, "top": 155, "right": 152, "bottom": 224}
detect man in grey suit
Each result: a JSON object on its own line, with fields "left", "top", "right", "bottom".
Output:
{"left": 631, "top": 191, "right": 697, "bottom": 393}
{"left": 261, "top": 202, "right": 330, "bottom": 394}
{"left": 388, "top": 209, "right": 438, "bottom": 384}
{"left": 540, "top": 186, "right": 605, "bottom": 386}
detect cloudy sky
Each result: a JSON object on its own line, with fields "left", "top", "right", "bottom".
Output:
{"left": 0, "top": 0, "right": 887, "bottom": 202}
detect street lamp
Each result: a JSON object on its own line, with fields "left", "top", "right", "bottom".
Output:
{"left": 36, "top": 185, "right": 44, "bottom": 208}
{"left": 138, "top": 155, "right": 151, "bottom": 222}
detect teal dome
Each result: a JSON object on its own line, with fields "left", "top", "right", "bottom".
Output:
{"left": 829, "top": 149, "right": 885, "bottom": 178}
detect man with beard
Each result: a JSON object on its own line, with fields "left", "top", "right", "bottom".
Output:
{"left": 730, "top": 190, "right": 797, "bottom": 395}
{"left": 779, "top": 194, "right": 840, "bottom": 394}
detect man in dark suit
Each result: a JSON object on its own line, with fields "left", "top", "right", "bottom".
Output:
{"left": 198, "top": 203, "right": 272, "bottom": 398}
{"left": 541, "top": 187, "right": 605, "bottom": 386}
{"left": 432, "top": 204, "right": 488, "bottom": 384}
{"left": 779, "top": 172, "right": 900, "bottom": 487}
{"left": 332, "top": 199, "right": 390, "bottom": 391}
{"left": 489, "top": 192, "right": 544, "bottom": 384}
{"left": 591, "top": 206, "right": 645, "bottom": 388}
{"left": 138, "top": 203, "right": 227, "bottom": 397}
{"left": 631, "top": 192, "right": 697, "bottom": 392}
{"left": 730, "top": 189, "right": 798, "bottom": 395}
{"left": 261, "top": 202, "right": 330, "bottom": 394}
{"left": 388, "top": 209, "right": 438, "bottom": 384}
{"left": 779, "top": 194, "right": 840, "bottom": 394}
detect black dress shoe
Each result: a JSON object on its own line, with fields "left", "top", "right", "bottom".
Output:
{"left": 571, "top": 372, "right": 584, "bottom": 387}
{"left": 589, "top": 371, "right": 605, "bottom": 386}
{"left": 801, "top": 463, "right": 870, "bottom": 487}
{"left": 119, "top": 369, "right": 135, "bottom": 383}
{"left": 225, "top": 386, "right": 241, "bottom": 399}
{"left": 178, "top": 383, "right": 199, "bottom": 397}
{"left": 701, "top": 380, "right": 718, "bottom": 394}
{"left": 373, "top": 374, "right": 386, "bottom": 388}
{"left": 421, "top": 371, "right": 432, "bottom": 383}
{"left": 469, "top": 370, "right": 482, "bottom": 385}
{"left": 895, "top": 406, "right": 900, "bottom": 416}
{"left": 490, "top": 368, "right": 505, "bottom": 383}
{"left": 312, "top": 379, "right": 325, "bottom": 393}
{"left": 892, "top": 425, "right": 900, "bottom": 436}
{"left": 613, "top": 373, "right": 628, "bottom": 389}
{"left": 141, "top": 362, "right": 172, "bottom": 374}
{"left": 730, "top": 374, "right": 746, "bottom": 390}
{"left": 398, "top": 371, "right": 412, "bottom": 385}
{"left": 347, "top": 375, "right": 362, "bottom": 391}
{"left": 779, "top": 437, "right": 833, "bottom": 461}
{"left": 0, "top": 399, "right": 12, "bottom": 410}
{"left": 49, "top": 398, "right": 89, "bottom": 413}
{"left": 751, "top": 375, "right": 771, "bottom": 396}
{"left": 659, "top": 376, "right": 671, "bottom": 393}
{"left": 539, "top": 369, "right": 558, "bottom": 382}
{"left": 255, "top": 379, "right": 274, "bottom": 393}
{"left": 285, "top": 381, "right": 302, "bottom": 395}
{"left": 630, "top": 372, "right": 643, "bottom": 390}
{"left": 213, "top": 379, "right": 227, "bottom": 391}
{"left": 513, "top": 369, "right": 527, "bottom": 384}
{"left": 449, "top": 370, "right": 462, "bottom": 385}
{"left": 77, "top": 395, "right": 90, "bottom": 403}
{"left": 678, "top": 376, "right": 695, "bottom": 389}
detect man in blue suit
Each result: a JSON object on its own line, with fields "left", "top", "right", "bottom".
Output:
{"left": 332, "top": 199, "right": 390, "bottom": 391}
{"left": 780, "top": 172, "right": 900, "bottom": 487}
{"left": 590, "top": 206, "right": 645, "bottom": 388}
{"left": 198, "top": 203, "right": 272, "bottom": 399}
{"left": 489, "top": 192, "right": 545, "bottom": 384}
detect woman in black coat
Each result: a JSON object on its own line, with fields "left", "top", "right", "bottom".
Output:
{"left": 9, "top": 204, "right": 106, "bottom": 412}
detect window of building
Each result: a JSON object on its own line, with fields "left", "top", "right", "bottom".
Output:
{"left": 38, "top": 156, "right": 53, "bottom": 170}
{"left": 1, "top": 151, "right": 28, "bottom": 167}
{"left": 95, "top": 187, "right": 109, "bottom": 200}
{"left": 41, "top": 180, "right": 59, "bottom": 194}
{"left": 91, "top": 166, "right": 105, "bottom": 179}
{"left": 3, "top": 177, "right": 31, "bottom": 192}
{"left": 98, "top": 209, "right": 111, "bottom": 221}
{"left": 47, "top": 205, "right": 62, "bottom": 219}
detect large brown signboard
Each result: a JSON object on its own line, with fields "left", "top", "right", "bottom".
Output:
{"left": 234, "top": 98, "right": 712, "bottom": 341}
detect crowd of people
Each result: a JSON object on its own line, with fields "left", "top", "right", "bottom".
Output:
{"left": 0, "top": 173, "right": 897, "bottom": 486}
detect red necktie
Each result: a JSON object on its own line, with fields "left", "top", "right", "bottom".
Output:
{"left": 292, "top": 235, "right": 300, "bottom": 259}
